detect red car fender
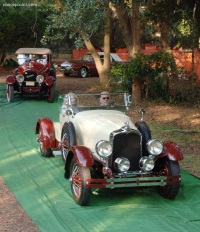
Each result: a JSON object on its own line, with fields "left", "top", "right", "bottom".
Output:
{"left": 6, "top": 75, "right": 16, "bottom": 85}
{"left": 44, "top": 76, "right": 54, "bottom": 86}
{"left": 156, "top": 142, "right": 184, "bottom": 161}
{"left": 70, "top": 145, "right": 94, "bottom": 167}
{"left": 35, "top": 117, "right": 56, "bottom": 149}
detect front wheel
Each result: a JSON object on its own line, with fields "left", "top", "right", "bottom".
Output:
{"left": 158, "top": 160, "right": 181, "bottom": 199}
{"left": 7, "top": 85, "right": 14, "bottom": 102}
{"left": 70, "top": 157, "right": 91, "bottom": 206}
{"left": 79, "top": 67, "right": 88, "bottom": 78}
{"left": 48, "top": 84, "right": 55, "bottom": 103}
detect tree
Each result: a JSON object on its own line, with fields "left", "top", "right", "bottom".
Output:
{"left": 43, "top": 0, "right": 112, "bottom": 84}
{"left": 110, "top": 1, "right": 141, "bottom": 59}
{"left": 0, "top": 1, "right": 51, "bottom": 65}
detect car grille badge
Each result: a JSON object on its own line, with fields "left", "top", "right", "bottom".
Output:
{"left": 28, "top": 63, "right": 33, "bottom": 68}
{"left": 122, "top": 122, "right": 131, "bottom": 133}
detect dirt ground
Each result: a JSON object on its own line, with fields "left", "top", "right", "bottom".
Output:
{"left": 0, "top": 67, "right": 199, "bottom": 231}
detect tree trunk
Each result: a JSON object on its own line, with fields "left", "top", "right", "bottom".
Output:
{"left": 114, "top": 1, "right": 141, "bottom": 59}
{"left": 130, "top": 2, "right": 141, "bottom": 57}
{"left": 132, "top": 77, "right": 142, "bottom": 105}
{"left": 159, "top": 23, "right": 172, "bottom": 53}
{"left": 84, "top": 7, "right": 111, "bottom": 84}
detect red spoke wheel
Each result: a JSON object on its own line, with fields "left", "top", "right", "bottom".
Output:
{"left": 7, "top": 85, "right": 14, "bottom": 102}
{"left": 159, "top": 160, "right": 181, "bottom": 199}
{"left": 70, "top": 157, "right": 91, "bottom": 206}
{"left": 48, "top": 84, "right": 55, "bottom": 103}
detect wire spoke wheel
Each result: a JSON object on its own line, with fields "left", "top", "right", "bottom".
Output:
{"left": 158, "top": 160, "right": 180, "bottom": 199}
{"left": 7, "top": 85, "right": 14, "bottom": 102}
{"left": 61, "top": 122, "right": 76, "bottom": 163}
{"left": 70, "top": 157, "right": 91, "bottom": 206}
{"left": 71, "top": 165, "right": 82, "bottom": 197}
{"left": 61, "top": 132, "right": 69, "bottom": 162}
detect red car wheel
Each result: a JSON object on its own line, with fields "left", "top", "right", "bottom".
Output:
{"left": 47, "top": 85, "right": 55, "bottom": 103}
{"left": 7, "top": 85, "right": 14, "bottom": 102}
{"left": 61, "top": 122, "right": 77, "bottom": 163}
{"left": 70, "top": 157, "right": 91, "bottom": 206}
{"left": 158, "top": 160, "right": 181, "bottom": 199}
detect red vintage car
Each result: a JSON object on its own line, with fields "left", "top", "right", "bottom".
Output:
{"left": 6, "top": 48, "right": 56, "bottom": 103}
{"left": 58, "top": 52, "right": 123, "bottom": 78}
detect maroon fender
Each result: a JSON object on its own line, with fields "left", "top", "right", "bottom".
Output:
{"left": 45, "top": 76, "right": 54, "bottom": 86}
{"left": 6, "top": 75, "right": 16, "bottom": 85}
{"left": 157, "top": 141, "right": 184, "bottom": 161}
{"left": 35, "top": 117, "right": 56, "bottom": 149}
{"left": 70, "top": 145, "right": 94, "bottom": 167}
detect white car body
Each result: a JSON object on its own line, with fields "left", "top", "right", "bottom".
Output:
{"left": 35, "top": 93, "right": 183, "bottom": 206}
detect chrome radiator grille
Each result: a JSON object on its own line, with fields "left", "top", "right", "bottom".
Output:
{"left": 111, "top": 132, "right": 142, "bottom": 172}
{"left": 24, "top": 71, "right": 37, "bottom": 81}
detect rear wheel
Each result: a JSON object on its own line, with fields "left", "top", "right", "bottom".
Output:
{"left": 39, "top": 128, "right": 52, "bottom": 157}
{"left": 61, "top": 122, "right": 77, "bottom": 163}
{"left": 70, "top": 157, "right": 91, "bottom": 206}
{"left": 79, "top": 67, "right": 88, "bottom": 78}
{"left": 158, "top": 160, "right": 181, "bottom": 199}
{"left": 7, "top": 85, "right": 14, "bottom": 102}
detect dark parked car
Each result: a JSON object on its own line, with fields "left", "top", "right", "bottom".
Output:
{"left": 35, "top": 93, "right": 184, "bottom": 206}
{"left": 6, "top": 48, "right": 56, "bottom": 103}
{"left": 57, "top": 52, "right": 123, "bottom": 78}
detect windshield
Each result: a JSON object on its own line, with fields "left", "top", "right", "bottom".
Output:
{"left": 81, "top": 54, "right": 94, "bottom": 62}
{"left": 58, "top": 93, "right": 132, "bottom": 116}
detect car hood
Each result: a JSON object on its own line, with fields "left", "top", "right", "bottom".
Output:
{"left": 71, "top": 110, "right": 138, "bottom": 156}
{"left": 18, "top": 62, "right": 46, "bottom": 74}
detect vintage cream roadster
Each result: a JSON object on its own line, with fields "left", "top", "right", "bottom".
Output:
{"left": 35, "top": 93, "right": 183, "bottom": 206}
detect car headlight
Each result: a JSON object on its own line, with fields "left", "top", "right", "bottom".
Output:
{"left": 36, "top": 75, "right": 44, "bottom": 83}
{"left": 16, "top": 74, "right": 24, "bottom": 82}
{"left": 139, "top": 156, "right": 154, "bottom": 171}
{"left": 95, "top": 140, "right": 112, "bottom": 158}
{"left": 147, "top": 139, "right": 163, "bottom": 156}
{"left": 114, "top": 157, "right": 130, "bottom": 172}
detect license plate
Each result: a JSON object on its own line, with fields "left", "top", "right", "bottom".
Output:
{"left": 26, "top": 81, "right": 35, "bottom": 86}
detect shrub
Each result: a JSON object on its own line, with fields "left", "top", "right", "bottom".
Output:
{"left": 110, "top": 50, "right": 176, "bottom": 100}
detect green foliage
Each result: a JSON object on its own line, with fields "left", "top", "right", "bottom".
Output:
{"left": 43, "top": 0, "right": 109, "bottom": 48}
{"left": 110, "top": 50, "right": 175, "bottom": 99}
{"left": 0, "top": 2, "right": 52, "bottom": 53}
